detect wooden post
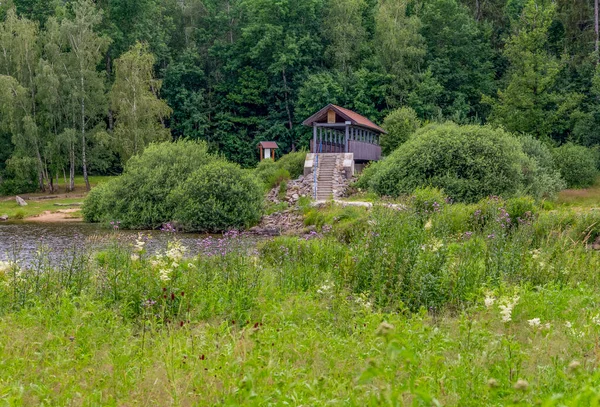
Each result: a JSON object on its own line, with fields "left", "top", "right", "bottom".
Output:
{"left": 313, "top": 124, "right": 317, "bottom": 153}
{"left": 345, "top": 123, "right": 350, "bottom": 153}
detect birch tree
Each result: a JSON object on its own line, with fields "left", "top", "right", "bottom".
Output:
{"left": 110, "top": 42, "right": 171, "bottom": 162}
{"left": 60, "top": 0, "right": 110, "bottom": 191}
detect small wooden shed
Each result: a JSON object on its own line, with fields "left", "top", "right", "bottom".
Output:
{"left": 302, "top": 104, "right": 385, "bottom": 162}
{"left": 258, "top": 141, "right": 279, "bottom": 161}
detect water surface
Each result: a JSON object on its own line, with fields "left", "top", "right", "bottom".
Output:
{"left": 0, "top": 222, "right": 260, "bottom": 265}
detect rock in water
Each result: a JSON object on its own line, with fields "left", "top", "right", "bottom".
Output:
{"left": 16, "top": 196, "right": 27, "bottom": 206}
{"left": 0, "top": 214, "right": 8, "bottom": 221}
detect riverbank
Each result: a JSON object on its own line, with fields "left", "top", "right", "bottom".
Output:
{"left": 3, "top": 199, "right": 600, "bottom": 404}
{"left": 0, "top": 197, "right": 84, "bottom": 221}
{"left": 0, "top": 175, "right": 116, "bottom": 222}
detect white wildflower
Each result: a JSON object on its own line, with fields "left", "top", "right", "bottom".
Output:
{"left": 528, "top": 318, "right": 541, "bottom": 328}
{"left": 0, "top": 260, "right": 11, "bottom": 274}
{"left": 592, "top": 314, "right": 600, "bottom": 326}
{"left": 166, "top": 240, "right": 185, "bottom": 261}
{"left": 424, "top": 219, "right": 433, "bottom": 230}
{"left": 565, "top": 321, "right": 572, "bottom": 329}
{"left": 131, "top": 254, "right": 139, "bottom": 262}
{"left": 499, "top": 296, "right": 519, "bottom": 323}
{"left": 317, "top": 280, "right": 334, "bottom": 295}
{"left": 159, "top": 268, "right": 171, "bottom": 282}
{"left": 133, "top": 233, "right": 146, "bottom": 253}
{"left": 484, "top": 294, "right": 496, "bottom": 308}
{"left": 187, "top": 263, "right": 195, "bottom": 269}
{"left": 544, "top": 323, "right": 551, "bottom": 330}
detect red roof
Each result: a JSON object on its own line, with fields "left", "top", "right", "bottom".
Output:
{"left": 302, "top": 104, "right": 387, "bottom": 134}
{"left": 258, "top": 141, "right": 279, "bottom": 149}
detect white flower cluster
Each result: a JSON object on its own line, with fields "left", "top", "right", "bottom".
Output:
{"left": 317, "top": 280, "right": 334, "bottom": 295}
{"left": 131, "top": 234, "right": 147, "bottom": 261}
{"left": 354, "top": 293, "right": 372, "bottom": 310}
{"left": 498, "top": 296, "right": 519, "bottom": 323}
{"left": 484, "top": 293, "right": 496, "bottom": 308}
{"left": 0, "top": 260, "right": 12, "bottom": 274}
{"left": 527, "top": 318, "right": 551, "bottom": 330}
{"left": 150, "top": 239, "right": 187, "bottom": 283}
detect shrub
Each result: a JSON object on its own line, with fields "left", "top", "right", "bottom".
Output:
{"left": 518, "top": 135, "right": 566, "bottom": 198}
{"left": 276, "top": 151, "right": 307, "bottom": 179}
{"left": 83, "top": 140, "right": 263, "bottom": 232}
{"left": 0, "top": 156, "right": 38, "bottom": 195}
{"left": 553, "top": 143, "right": 598, "bottom": 188}
{"left": 267, "top": 168, "right": 291, "bottom": 189}
{"left": 170, "top": 160, "right": 263, "bottom": 232}
{"left": 254, "top": 151, "right": 307, "bottom": 189}
{"left": 354, "top": 160, "right": 381, "bottom": 191}
{"left": 254, "top": 159, "right": 279, "bottom": 188}
{"left": 368, "top": 123, "right": 527, "bottom": 203}
{"left": 380, "top": 107, "right": 421, "bottom": 155}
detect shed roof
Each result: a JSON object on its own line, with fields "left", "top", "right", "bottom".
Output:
{"left": 302, "top": 104, "right": 387, "bottom": 134}
{"left": 258, "top": 141, "right": 279, "bottom": 149}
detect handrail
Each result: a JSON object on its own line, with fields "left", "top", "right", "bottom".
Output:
{"left": 313, "top": 142, "right": 322, "bottom": 200}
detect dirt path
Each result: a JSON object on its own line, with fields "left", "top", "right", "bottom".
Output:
{"left": 26, "top": 209, "right": 83, "bottom": 223}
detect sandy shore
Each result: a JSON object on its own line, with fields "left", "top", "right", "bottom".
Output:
{"left": 26, "top": 209, "right": 83, "bottom": 223}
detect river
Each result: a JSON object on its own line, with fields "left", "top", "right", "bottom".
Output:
{"left": 0, "top": 222, "right": 261, "bottom": 266}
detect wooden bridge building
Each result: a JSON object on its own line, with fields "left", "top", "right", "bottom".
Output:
{"left": 302, "top": 104, "right": 385, "bottom": 162}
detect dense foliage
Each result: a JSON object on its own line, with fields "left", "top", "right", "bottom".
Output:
{"left": 365, "top": 123, "right": 563, "bottom": 202}
{"left": 379, "top": 107, "right": 420, "bottom": 155}
{"left": 254, "top": 151, "right": 307, "bottom": 189}
{"left": 2, "top": 0, "right": 600, "bottom": 194}
{"left": 83, "top": 140, "right": 262, "bottom": 231}
{"left": 170, "top": 161, "right": 263, "bottom": 232}
{"left": 553, "top": 143, "right": 599, "bottom": 188}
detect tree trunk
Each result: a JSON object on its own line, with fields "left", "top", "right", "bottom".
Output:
{"left": 81, "top": 74, "right": 90, "bottom": 191}
{"left": 69, "top": 143, "right": 75, "bottom": 192}
{"left": 594, "top": 0, "right": 600, "bottom": 64}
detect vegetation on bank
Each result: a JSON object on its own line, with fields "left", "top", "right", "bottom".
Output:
{"left": 83, "top": 141, "right": 263, "bottom": 232}
{"left": 357, "top": 123, "right": 587, "bottom": 203}
{"left": 4, "top": 193, "right": 600, "bottom": 404}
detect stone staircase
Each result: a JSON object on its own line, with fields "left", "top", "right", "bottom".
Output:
{"left": 316, "top": 154, "right": 337, "bottom": 200}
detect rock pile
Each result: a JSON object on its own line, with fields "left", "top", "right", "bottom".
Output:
{"left": 266, "top": 175, "right": 313, "bottom": 205}
{"left": 248, "top": 210, "right": 305, "bottom": 236}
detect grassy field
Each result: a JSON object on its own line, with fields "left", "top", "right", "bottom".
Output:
{"left": 4, "top": 195, "right": 600, "bottom": 404}
{"left": 557, "top": 176, "right": 600, "bottom": 208}
{"left": 0, "top": 175, "right": 116, "bottom": 219}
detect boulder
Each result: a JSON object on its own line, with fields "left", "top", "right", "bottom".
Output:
{"left": 0, "top": 214, "right": 8, "bottom": 221}
{"left": 16, "top": 196, "right": 27, "bottom": 206}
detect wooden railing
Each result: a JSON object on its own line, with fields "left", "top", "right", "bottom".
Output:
{"left": 310, "top": 139, "right": 381, "bottom": 161}
{"left": 348, "top": 140, "right": 381, "bottom": 161}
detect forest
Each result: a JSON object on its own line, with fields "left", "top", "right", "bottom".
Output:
{"left": 1, "top": 0, "right": 600, "bottom": 194}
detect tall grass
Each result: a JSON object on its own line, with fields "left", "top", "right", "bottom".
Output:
{"left": 4, "top": 198, "right": 600, "bottom": 404}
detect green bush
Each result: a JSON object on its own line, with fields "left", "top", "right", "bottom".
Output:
{"left": 0, "top": 156, "right": 38, "bottom": 195}
{"left": 380, "top": 107, "right": 421, "bottom": 155}
{"left": 553, "top": 143, "right": 598, "bottom": 188}
{"left": 83, "top": 140, "right": 263, "bottom": 232}
{"left": 254, "top": 151, "right": 307, "bottom": 189}
{"left": 354, "top": 160, "right": 381, "bottom": 190}
{"left": 368, "top": 123, "right": 527, "bottom": 203}
{"left": 254, "top": 159, "right": 279, "bottom": 188}
{"left": 170, "top": 160, "right": 263, "bottom": 232}
{"left": 518, "top": 135, "right": 566, "bottom": 198}
{"left": 276, "top": 151, "right": 306, "bottom": 179}
{"left": 267, "top": 168, "right": 291, "bottom": 188}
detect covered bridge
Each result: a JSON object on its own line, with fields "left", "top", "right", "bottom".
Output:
{"left": 302, "top": 104, "right": 385, "bottom": 162}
